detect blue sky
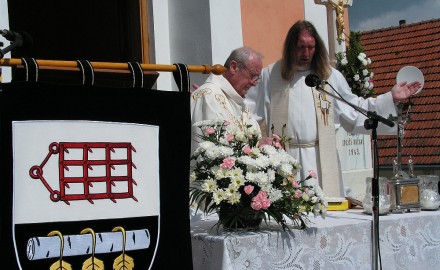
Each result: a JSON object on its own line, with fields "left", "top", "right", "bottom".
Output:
{"left": 348, "top": 0, "right": 440, "bottom": 32}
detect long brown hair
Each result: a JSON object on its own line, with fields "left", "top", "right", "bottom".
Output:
{"left": 281, "top": 20, "right": 331, "bottom": 81}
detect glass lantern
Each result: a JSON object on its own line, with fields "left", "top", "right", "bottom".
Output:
{"left": 418, "top": 175, "right": 440, "bottom": 210}
{"left": 363, "top": 177, "right": 391, "bottom": 215}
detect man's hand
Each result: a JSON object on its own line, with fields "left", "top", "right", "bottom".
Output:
{"left": 191, "top": 83, "right": 200, "bottom": 95}
{"left": 391, "top": 81, "right": 422, "bottom": 102}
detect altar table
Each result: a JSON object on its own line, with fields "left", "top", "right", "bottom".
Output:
{"left": 190, "top": 209, "right": 440, "bottom": 270}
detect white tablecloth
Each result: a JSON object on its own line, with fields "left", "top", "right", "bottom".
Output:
{"left": 190, "top": 209, "right": 440, "bottom": 270}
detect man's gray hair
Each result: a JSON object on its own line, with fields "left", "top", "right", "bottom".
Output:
{"left": 224, "top": 47, "right": 263, "bottom": 68}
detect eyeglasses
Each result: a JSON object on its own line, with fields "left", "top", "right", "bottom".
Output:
{"left": 239, "top": 63, "right": 261, "bottom": 82}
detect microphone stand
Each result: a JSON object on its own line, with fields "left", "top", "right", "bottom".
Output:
{"left": 315, "top": 82, "right": 394, "bottom": 270}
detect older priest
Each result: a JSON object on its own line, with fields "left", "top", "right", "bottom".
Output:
{"left": 190, "top": 47, "right": 263, "bottom": 155}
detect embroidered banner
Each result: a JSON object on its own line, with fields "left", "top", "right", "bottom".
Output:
{"left": 0, "top": 82, "right": 193, "bottom": 269}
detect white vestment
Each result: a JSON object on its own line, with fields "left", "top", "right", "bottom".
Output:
{"left": 245, "top": 60, "right": 397, "bottom": 192}
{"left": 191, "top": 73, "right": 260, "bottom": 155}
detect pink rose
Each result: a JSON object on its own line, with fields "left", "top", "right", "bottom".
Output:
{"left": 261, "top": 198, "right": 271, "bottom": 209}
{"left": 251, "top": 191, "right": 271, "bottom": 210}
{"left": 242, "top": 145, "right": 252, "bottom": 155}
{"left": 205, "top": 127, "right": 215, "bottom": 134}
{"left": 251, "top": 200, "right": 262, "bottom": 210}
{"left": 292, "top": 180, "right": 299, "bottom": 188}
{"left": 257, "top": 136, "right": 273, "bottom": 147}
{"left": 308, "top": 170, "right": 318, "bottom": 179}
{"left": 244, "top": 185, "right": 254, "bottom": 195}
{"left": 220, "top": 157, "right": 235, "bottom": 169}
{"left": 226, "top": 134, "right": 234, "bottom": 141}
{"left": 294, "top": 190, "right": 302, "bottom": 198}
{"left": 257, "top": 190, "right": 267, "bottom": 199}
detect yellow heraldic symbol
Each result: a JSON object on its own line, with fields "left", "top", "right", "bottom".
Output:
{"left": 112, "top": 226, "right": 135, "bottom": 270}
{"left": 80, "top": 228, "right": 105, "bottom": 270}
{"left": 47, "top": 230, "right": 72, "bottom": 270}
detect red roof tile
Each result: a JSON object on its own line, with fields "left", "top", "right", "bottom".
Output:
{"left": 360, "top": 19, "right": 440, "bottom": 167}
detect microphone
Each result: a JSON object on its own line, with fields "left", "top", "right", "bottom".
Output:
{"left": 306, "top": 73, "right": 395, "bottom": 128}
{"left": 305, "top": 74, "right": 326, "bottom": 87}
{"left": 0, "top": 29, "right": 33, "bottom": 48}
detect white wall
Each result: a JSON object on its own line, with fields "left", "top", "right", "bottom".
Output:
{"left": 150, "top": 0, "right": 243, "bottom": 91}
{"left": 304, "top": 1, "right": 330, "bottom": 52}
{"left": 149, "top": 0, "right": 172, "bottom": 90}
{"left": 209, "top": 0, "right": 243, "bottom": 66}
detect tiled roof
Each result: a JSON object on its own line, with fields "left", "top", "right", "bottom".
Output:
{"left": 360, "top": 19, "right": 440, "bottom": 167}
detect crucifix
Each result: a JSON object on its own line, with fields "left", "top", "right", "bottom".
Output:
{"left": 328, "top": 0, "right": 348, "bottom": 42}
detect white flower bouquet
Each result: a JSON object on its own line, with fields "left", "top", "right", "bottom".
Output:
{"left": 189, "top": 119, "right": 327, "bottom": 230}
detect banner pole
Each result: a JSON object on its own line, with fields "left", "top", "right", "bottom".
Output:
{"left": 0, "top": 58, "right": 226, "bottom": 75}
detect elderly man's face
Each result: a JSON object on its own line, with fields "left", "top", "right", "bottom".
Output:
{"left": 295, "top": 30, "right": 316, "bottom": 69}
{"left": 231, "top": 55, "right": 262, "bottom": 97}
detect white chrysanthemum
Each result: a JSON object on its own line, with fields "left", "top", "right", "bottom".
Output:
{"left": 261, "top": 144, "right": 278, "bottom": 155}
{"left": 212, "top": 189, "right": 228, "bottom": 204}
{"left": 268, "top": 188, "right": 283, "bottom": 202}
{"left": 259, "top": 182, "right": 273, "bottom": 192}
{"left": 255, "top": 155, "right": 270, "bottom": 169}
{"left": 230, "top": 176, "right": 245, "bottom": 187}
{"left": 204, "top": 146, "right": 221, "bottom": 159}
{"left": 237, "top": 155, "right": 256, "bottom": 167}
{"left": 246, "top": 127, "right": 260, "bottom": 136}
{"left": 279, "top": 151, "right": 296, "bottom": 165}
{"left": 218, "top": 146, "right": 234, "bottom": 157}
{"left": 245, "top": 171, "right": 258, "bottom": 183}
{"left": 254, "top": 171, "right": 269, "bottom": 183}
{"left": 228, "top": 192, "right": 241, "bottom": 204}
{"left": 251, "top": 147, "right": 261, "bottom": 156}
{"left": 234, "top": 130, "right": 247, "bottom": 142}
{"left": 219, "top": 137, "right": 230, "bottom": 145}
{"left": 192, "top": 146, "right": 204, "bottom": 156}
{"left": 353, "top": 74, "right": 360, "bottom": 81}
{"left": 201, "top": 178, "right": 217, "bottom": 192}
{"left": 267, "top": 153, "right": 282, "bottom": 167}
{"left": 267, "top": 169, "right": 276, "bottom": 182}
{"left": 286, "top": 153, "right": 299, "bottom": 164}
{"left": 367, "top": 57, "right": 372, "bottom": 65}
{"left": 225, "top": 183, "right": 239, "bottom": 196}
{"left": 193, "top": 119, "right": 224, "bottom": 127}
{"left": 212, "top": 166, "right": 228, "bottom": 180}
{"left": 227, "top": 168, "right": 245, "bottom": 183}
{"left": 246, "top": 165, "right": 259, "bottom": 173}
{"left": 199, "top": 141, "right": 215, "bottom": 150}
{"left": 278, "top": 163, "right": 293, "bottom": 178}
